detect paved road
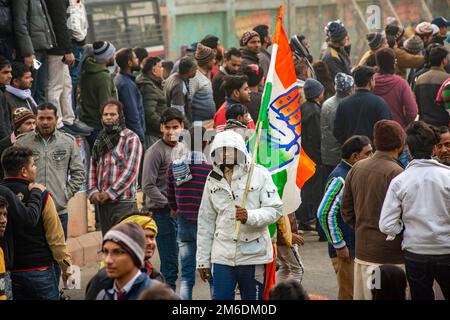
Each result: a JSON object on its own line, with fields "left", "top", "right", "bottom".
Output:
{"left": 67, "top": 231, "right": 337, "bottom": 300}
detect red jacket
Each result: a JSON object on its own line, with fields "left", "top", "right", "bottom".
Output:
{"left": 213, "top": 99, "right": 256, "bottom": 132}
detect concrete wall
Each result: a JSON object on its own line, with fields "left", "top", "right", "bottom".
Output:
{"left": 160, "top": 0, "right": 448, "bottom": 63}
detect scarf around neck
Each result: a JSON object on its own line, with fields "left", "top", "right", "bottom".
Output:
{"left": 92, "top": 120, "right": 126, "bottom": 163}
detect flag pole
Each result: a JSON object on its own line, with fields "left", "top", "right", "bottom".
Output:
{"left": 232, "top": 5, "right": 282, "bottom": 242}
{"left": 232, "top": 121, "right": 263, "bottom": 241}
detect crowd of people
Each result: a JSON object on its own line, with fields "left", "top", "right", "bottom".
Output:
{"left": 0, "top": 0, "right": 449, "bottom": 301}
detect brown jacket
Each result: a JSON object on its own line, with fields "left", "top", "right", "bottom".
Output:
{"left": 341, "top": 152, "right": 404, "bottom": 264}
{"left": 395, "top": 47, "right": 425, "bottom": 79}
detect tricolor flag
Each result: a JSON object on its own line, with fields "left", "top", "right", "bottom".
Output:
{"left": 250, "top": 5, "right": 316, "bottom": 300}
{"left": 251, "top": 6, "right": 316, "bottom": 220}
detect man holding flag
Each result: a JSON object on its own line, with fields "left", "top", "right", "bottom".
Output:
{"left": 197, "top": 5, "right": 316, "bottom": 300}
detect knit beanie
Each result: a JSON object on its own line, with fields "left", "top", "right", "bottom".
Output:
{"left": 93, "top": 41, "right": 116, "bottom": 64}
{"left": 367, "top": 32, "right": 385, "bottom": 50}
{"left": 303, "top": 79, "right": 325, "bottom": 100}
{"left": 385, "top": 25, "right": 405, "bottom": 41}
{"left": 121, "top": 215, "right": 158, "bottom": 235}
{"left": 103, "top": 222, "right": 146, "bottom": 268}
{"left": 375, "top": 48, "right": 396, "bottom": 73}
{"left": 244, "top": 64, "right": 264, "bottom": 87}
{"left": 194, "top": 43, "right": 215, "bottom": 66}
{"left": 12, "top": 107, "right": 35, "bottom": 131}
{"left": 373, "top": 120, "right": 406, "bottom": 151}
{"left": 201, "top": 35, "right": 219, "bottom": 49}
{"left": 404, "top": 35, "right": 424, "bottom": 54}
{"left": 326, "top": 20, "right": 348, "bottom": 43}
{"left": 415, "top": 22, "right": 433, "bottom": 36}
{"left": 240, "top": 31, "right": 260, "bottom": 47}
{"left": 334, "top": 73, "right": 354, "bottom": 93}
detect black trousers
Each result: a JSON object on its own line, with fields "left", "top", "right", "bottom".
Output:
{"left": 405, "top": 250, "right": 450, "bottom": 300}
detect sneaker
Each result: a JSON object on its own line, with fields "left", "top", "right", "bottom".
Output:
{"left": 59, "top": 125, "right": 78, "bottom": 137}
{"left": 64, "top": 122, "right": 93, "bottom": 135}
{"left": 298, "top": 222, "right": 316, "bottom": 232}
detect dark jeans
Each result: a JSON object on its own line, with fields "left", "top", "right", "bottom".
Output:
{"left": 31, "top": 50, "right": 48, "bottom": 105}
{"left": 405, "top": 250, "right": 450, "bottom": 300}
{"left": 98, "top": 201, "right": 138, "bottom": 235}
{"left": 212, "top": 264, "right": 265, "bottom": 300}
{"left": 69, "top": 46, "right": 85, "bottom": 114}
{"left": 11, "top": 267, "right": 59, "bottom": 300}
{"left": 153, "top": 207, "right": 179, "bottom": 291}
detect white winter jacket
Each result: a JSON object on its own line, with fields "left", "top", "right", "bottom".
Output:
{"left": 196, "top": 131, "right": 283, "bottom": 269}
{"left": 379, "top": 159, "right": 450, "bottom": 255}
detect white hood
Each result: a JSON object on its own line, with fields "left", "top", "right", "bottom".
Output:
{"left": 209, "top": 130, "right": 250, "bottom": 169}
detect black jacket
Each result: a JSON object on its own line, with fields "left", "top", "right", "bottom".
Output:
{"left": 0, "top": 85, "right": 12, "bottom": 140}
{"left": 0, "top": 178, "right": 53, "bottom": 270}
{"left": 240, "top": 48, "right": 260, "bottom": 70}
{"left": 12, "top": 0, "right": 56, "bottom": 57}
{"left": 0, "top": 0, "right": 12, "bottom": 39}
{"left": 300, "top": 100, "right": 322, "bottom": 164}
{"left": 333, "top": 89, "right": 392, "bottom": 144}
{"left": 322, "top": 45, "right": 352, "bottom": 82}
{"left": 44, "top": 0, "right": 72, "bottom": 55}
{"left": 414, "top": 67, "right": 450, "bottom": 127}
{"left": 0, "top": 185, "right": 43, "bottom": 270}
{"left": 0, "top": 135, "right": 12, "bottom": 179}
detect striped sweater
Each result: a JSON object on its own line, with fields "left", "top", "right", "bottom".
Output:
{"left": 317, "top": 160, "right": 355, "bottom": 258}
{"left": 166, "top": 152, "right": 213, "bottom": 221}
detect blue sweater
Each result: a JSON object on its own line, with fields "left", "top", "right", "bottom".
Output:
{"left": 114, "top": 72, "right": 146, "bottom": 141}
{"left": 317, "top": 160, "right": 355, "bottom": 259}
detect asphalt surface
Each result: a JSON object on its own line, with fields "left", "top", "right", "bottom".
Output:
{"left": 66, "top": 231, "right": 337, "bottom": 300}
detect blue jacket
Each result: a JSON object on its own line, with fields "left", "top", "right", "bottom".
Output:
{"left": 317, "top": 160, "right": 355, "bottom": 259}
{"left": 114, "top": 72, "right": 146, "bottom": 141}
{"left": 97, "top": 269, "right": 155, "bottom": 300}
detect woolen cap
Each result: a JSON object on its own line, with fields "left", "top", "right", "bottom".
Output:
{"left": 103, "top": 222, "right": 146, "bottom": 268}
{"left": 404, "top": 35, "right": 424, "bottom": 54}
{"left": 240, "top": 31, "right": 260, "bottom": 47}
{"left": 385, "top": 25, "right": 405, "bottom": 41}
{"left": 194, "top": 43, "right": 215, "bottom": 66}
{"left": 93, "top": 41, "right": 116, "bottom": 64}
{"left": 12, "top": 107, "right": 35, "bottom": 131}
{"left": 415, "top": 22, "right": 433, "bottom": 35}
{"left": 326, "top": 20, "right": 348, "bottom": 42}
{"left": 303, "top": 79, "right": 325, "bottom": 100}
{"left": 334, "top": 73, "right": 354, "bottom": 93}
{"left": 373, "top": 120, "right": 406, "bottom": 151}
{"left": 367, "top": 32, "right": 385, "bottom": 50}
{"left": 431, "top": 16, "right": 450, "bottom": 28}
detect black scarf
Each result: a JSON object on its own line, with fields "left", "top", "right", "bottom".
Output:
{"left": 92, "top": 119, "right": 126, "bottom": 163}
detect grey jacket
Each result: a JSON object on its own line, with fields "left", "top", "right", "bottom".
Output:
{"left": 12, "top": 0, "right": 56, "bottom": 57}
{"left": 320, "top": 94, "right": 345, "bottom": 166}
{"left": 15, "top": 129, "right": 84, "bottom": 214}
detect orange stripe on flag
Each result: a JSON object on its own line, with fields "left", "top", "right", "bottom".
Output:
{"left": 273, "top": 6, "right": 297, "bottom": 90}
{"left": 297, "top": 148, "right": 317, "bottom": 189}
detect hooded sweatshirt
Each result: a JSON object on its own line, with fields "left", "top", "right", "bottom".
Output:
{"left": 380, "top": 159, "right": 450, "bottom": 255}
{"left": 196, "top": 130, "right": 283, "bottom": 269}
{"left": 78, "top": 57, "right": 117, "bottom": 129}
{"left": 373, "top": 73, "right": 418, "bottom": 128}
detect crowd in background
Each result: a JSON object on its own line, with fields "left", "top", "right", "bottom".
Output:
{"left": 0, "top": 0, "right": 449, "bottom": 301}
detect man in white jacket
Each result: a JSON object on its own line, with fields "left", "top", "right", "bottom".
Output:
{"left": 196, "top": 130, "right": 283, "bottom": 300}
{"left": 380, "top": 121, "right": 450, "bottom": 300}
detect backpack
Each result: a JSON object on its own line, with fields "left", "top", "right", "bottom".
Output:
{"left": 66, "top": 0, "right": 88, "bottom": 42}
